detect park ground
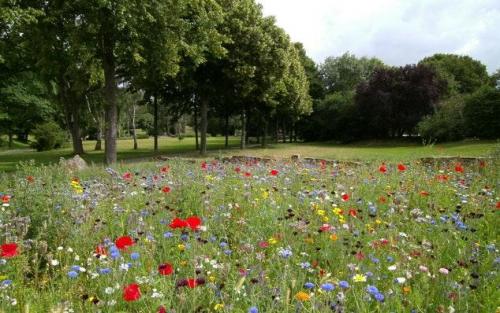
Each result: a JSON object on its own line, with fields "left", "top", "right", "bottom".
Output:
{"left": 0, "top": 137, "right": 498, "bottom": 172}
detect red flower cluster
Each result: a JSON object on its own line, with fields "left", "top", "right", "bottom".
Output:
{"left": 158, "top": 263, "right": 173, "bottom": 275}
{"left": 160, "top": 166, "right": 170, "bottom": 173}
{"left": 169, "top": 216, "right": 202, "bottom": 231}
{"left": 270, "top": 169, "right": 279, "bottom": 176}
{"left": 397, "top": 163, "right": 407, "bottom": 172}
{"left": 1, "top": 243, "right": 18, "bottom": 258}
{"left": 378, "top": 164, "right": 387, "bottom": 173}
{"left": 1, "top": 195, "right": 11, "bottom": 204}
{"left": 123, "top": 283, "right": 141, "bottom": 301}
{"left": 115, "top": 236, "right": 135, "bottom": 250}
{"left": 341, "top": 193, "right": 350, "bottom": 202}
{"left": 161, "top": 186, "right": 171, "bottom": 193}
{"left": 454, "top": 163, "right": 464, "bottom": 173}
{"left": 123, "top": 172, "right": 132, "bottom": 180}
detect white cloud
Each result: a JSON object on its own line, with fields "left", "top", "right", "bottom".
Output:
{"left": 256, "top": 0, "right": 500, "bottom": 73}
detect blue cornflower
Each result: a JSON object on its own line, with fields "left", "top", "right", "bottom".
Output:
{"left": 71, "top": 265, "right": 81, "bottom": 272}
{"left": 339, "top": 281, "right": 349, "bottom": 289}
{"left": 163, "top": 231, "right": 174, "bottom": 238}
{"left": 374, "top": 292, "right": 385, "bottom": 302}
{"left": 278, "top": 247, "right": 292, "bottom": 258}
{"left": 386, "top": 256, "right": 394, "bottom": 262}
{"left": 67, "top": 271, "right": 78, "bottom": 278}
{"left": 220, "top": 242, "right": 228, "bottom": 248}
{"left": 304, "top": 282, "right": 315, "bottom": 289}
{"left": 300, "top": 262, "right": 311, "bottom": 269}
{"left": 99, "top": 268, "right": 112, "bottom": 275}
{"left": 248, "top": 307, "right": 258, "bottom": 313}
{"left": 1, "top": 280, "right": 12, "bottom": 286}
{"left": 180, "top": 233, "right": 189, "bottom": 241}
{"left": 321, "top": 283, "right": 335, "bottom": 291}
{"left": 224, "top": 249, "right": 232, "bottom": 255}
{"left": 366, "top": 285, "right": 379, "bottom": 295}
{"left": 131, "top": 252, "right": 140, "bottom": 260}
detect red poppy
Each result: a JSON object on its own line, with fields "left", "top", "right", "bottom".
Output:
{"left": 397, "top": 163, "right": 406, "bottom": 172}
{"left": 436, "top": 174, "right": 449, "bottom": 182}
{"left": 319, "top": 224, "right": 331, "bottom": 232}
{"left": 1, "top": 195, "right": 10, "bottom": 204}
{"left": 169, "top": 218, "right": 188, "bottom": 229}
{"left": 1, "top": 243, "right": 18, "bottom": 258}
{"left": 270, "top": 169, "right": 279, "bottom": 176}
{"left": 185, "top": 216, "right": 202, "bottom": 231}
{"left": 158, "top": 263, "right": 173, "bottom": 275}
{"left": 115, "top": 236, "right": 135, "bottom": 250}
{"left": 160, "top": 166, "right": 170, "bottom": 173}
{"left": 234, "top": 167, "right": 241, "bottom": 173}
{"left": 201, "top": 161, "right": 207, "bottom": 170}
{"left": 496, "top": 201, "right": 500, "bottom": 209}
{"left": 378, "top": 164, "right": 387, "bottom": 173}
{"left": 123, "top": 172, "right": 132, "bottom": 180}
{"left": 244, "top": 172, "right": 252, "bottom": 177}
{"left": 454, "top": 163, "right": 464, "bottom": 173}
{"left": 27, "top": 176, "right": 35, "bottom": 183}
{"left": 123, "top": 283, "right": 141, "bottom": 301}
{"left": 187, "top": 278, "right": 198, "bottom": 288}
{"left": 348, "top": 209, "right": 357, "bottom": 217}
{"left": 355, "top": 251, "right": 365, "bottom": 260}
{"left": 161, "top": 186, "right": 171, "bottom": 193}
{"left": 95, "top": 245, "right": 107, "bottom": 256}
{"left": 157, "top": 306, "right": 167, "bottom": 313}
{"left": 258, "top": 241, "right": 269, "bottom": 248}
{"left": 341, "top": 193, "right": 350, "bottom": 202}
{"left": 378, "top": 196, "right": 387, "bottom": 203}
{"left": 479, "top": 160, "right": 486, "bottom": 168}
{"left": 420, "top": 191, "right": 430, "bottom": 196}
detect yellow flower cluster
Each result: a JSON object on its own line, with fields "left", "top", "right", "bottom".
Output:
{"left": 332, "top": 206, "right": 345, "bottom": 224}
{"left": 70, "top": 179, "right": 83, "bottom": 194}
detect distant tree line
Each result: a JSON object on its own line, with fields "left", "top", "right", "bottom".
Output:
{"left": 1, "top": 1, "right": 499, "bottom": 162}
{"left": 299, "top": 52, "right": 500, "bottom": 142}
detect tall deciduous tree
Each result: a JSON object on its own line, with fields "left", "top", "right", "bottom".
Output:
{"left": 320, "top": 52, "right": 385, "bottom": 93}
{"left": 419, "top": 53, "right": 489, "bottom": 95}
{"left": 355, "top": 64, "right": 446, "bottom": 138}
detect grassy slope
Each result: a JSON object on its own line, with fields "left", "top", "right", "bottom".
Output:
{"left": 0, "top": 137, "right": 497, "bottom": 172}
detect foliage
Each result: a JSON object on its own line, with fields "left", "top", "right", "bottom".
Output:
{"left": 463, "top": 86, "right": 500, "bottom": 139}
{"left": 320, "top": 52, "right": 385, "bottom": 93}
{"left": 419, "top": 53, "right": 489, "bottom": 95}
{"left": 30, "top": 121, "right": 67, "bottom": 151}
{"left": 417, "top": 96, "right": 466, "bottom": 142}
{"left": 355, "top": 64, "right": 446, "bottom": 138}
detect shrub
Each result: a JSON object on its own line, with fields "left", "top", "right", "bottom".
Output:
{"left": 417, "top": 96, "right": 466, "bottom": 142}
{"left": 30, "top": 121, "right": 67, "bottom": 151}
{"left": 463, "top": 86, "right": 500, "bottom": 139}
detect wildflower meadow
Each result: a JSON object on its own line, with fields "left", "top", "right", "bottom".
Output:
{"left": 0, "top": 158, "right": 498, "bottom": 312}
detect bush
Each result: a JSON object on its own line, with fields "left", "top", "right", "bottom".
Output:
{"left": 30, "top": 121, "right": 67, "bottom": 151}
{"left": 417, "top": 96, "right": 466, "bottom": 142}
{"left": 463, "top": 86, "right": 500, "bottom": 139}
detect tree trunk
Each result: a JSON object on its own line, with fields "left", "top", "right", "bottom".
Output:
{"left": 194, "top": 105, "right": 199, "bottom": 151}
{"left": 153, "top": 94, "right": 158, "bottom": 152}
{"left": 224, "top": 113, "right": 229, "bottom": 148}
{"left": 102, "top": 21, "right": 117, "bottom": 164}
{"left": 200, "top": 98, "right": 208, "bottom": 155}
{"left": 274, "top": 118, "right": 279, "bottom": 144}
{"left": 132, "top": 104, "right": 138, "bottom": 150}
{"left": 8, "top": 132, "right": 13, "bottom": 148}
{"left": 240, "top": 110, "right": 246, "bottom": 149}
{"left": 95, "top": 124, "right": 102, "bottom": 151}
{"left": 261, "top": 120, "right": 268, "bottom": 148}
{"left": 69, "top": 114, "right": 84, "bottom": 155}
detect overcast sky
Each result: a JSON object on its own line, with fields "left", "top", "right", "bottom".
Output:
{"left": 256, "top": 0, "right": 500, "bottom": 73}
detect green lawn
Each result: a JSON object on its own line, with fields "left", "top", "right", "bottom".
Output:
{"left": 0, "top": 137, "right": 498, "bottom": 172}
